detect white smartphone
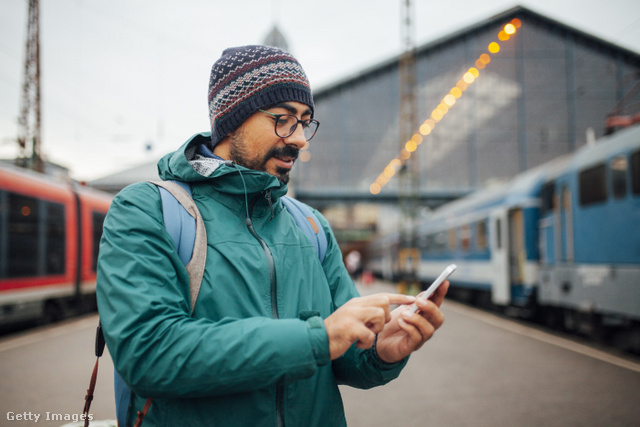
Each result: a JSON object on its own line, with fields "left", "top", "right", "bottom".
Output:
{"left": 408, "top": 264, "right": 457, "bottom": 313}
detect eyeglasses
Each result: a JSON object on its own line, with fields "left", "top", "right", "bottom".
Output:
{"left": 259, "top": 109, "right": 320, "bottom": 141}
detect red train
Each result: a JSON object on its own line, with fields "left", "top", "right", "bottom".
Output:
{"left": 0, "top": 163, "right": 113, "bottom": 327}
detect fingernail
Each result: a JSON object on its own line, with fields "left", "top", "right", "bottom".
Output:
{"left": 402, "top": 310, "right": 412, "bottom": 318}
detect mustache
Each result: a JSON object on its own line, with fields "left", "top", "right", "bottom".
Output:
{"left": 267, "top": 145, "right": 300, "bottom": 161}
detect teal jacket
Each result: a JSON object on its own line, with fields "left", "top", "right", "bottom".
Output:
{"left": 96, "top": 132, "right": 407, "bottom": 427}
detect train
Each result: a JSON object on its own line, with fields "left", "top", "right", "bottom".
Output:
{"left": 368, "top": 124, "right": 640, "bottom": 351}
{"left": 0, "top": 163, "right": 113, "bottom": 329}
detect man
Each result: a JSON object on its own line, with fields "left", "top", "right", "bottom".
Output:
{"left": 97, "top": 45, "right": 448, "bottom": 427}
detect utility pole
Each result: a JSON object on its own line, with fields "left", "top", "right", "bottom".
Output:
{"left": 17, "top": 0, "right": 44, "bottom": 173}
{"left": 397, "top": 0, "right": 420, "bottom": 294}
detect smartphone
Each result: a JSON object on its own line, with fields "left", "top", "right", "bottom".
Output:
{"left": 408, "top": 264, "right": 457, "bottom": 313}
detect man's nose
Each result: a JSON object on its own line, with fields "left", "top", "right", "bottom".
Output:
{"left": 284, "top": 123, "right": 307, "bottom": 149}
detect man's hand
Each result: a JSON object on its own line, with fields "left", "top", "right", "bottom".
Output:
{"left": 375, "top": 281, "right": 449, "bottom": 363}
{"left": 323, "top": 293, "right": 416, "bottom": 360}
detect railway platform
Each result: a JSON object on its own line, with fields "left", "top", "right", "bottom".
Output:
{"left": 1, "top": 280, "right": 639, "bottom": 426}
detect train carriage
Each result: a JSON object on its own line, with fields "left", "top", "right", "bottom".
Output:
{"left": 412, "top": 161, "right": 556, "bottom": 309}
{"left": 368, "top": 124, "right": 640, "bottom": 348}
{"left": 538, "top": 126, "right": 640, "bottom": 331}
{"left": 0, "top": 164, "right": 112, "bottom": 326}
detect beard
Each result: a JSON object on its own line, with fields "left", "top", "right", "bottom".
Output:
{"left": 228, "top": 132, "right": 299, "bottom": 184}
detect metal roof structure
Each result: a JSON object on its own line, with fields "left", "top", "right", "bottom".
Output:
{"left": 90, "top": 6, "right": 640, "bottom": 204}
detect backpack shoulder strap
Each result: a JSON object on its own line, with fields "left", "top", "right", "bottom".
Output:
{"left": 157, "top": 180, "right": 195, "bottom": 266}
{"left": 87, "top": 181, "right": 207, "bottom": 427}
{"left": 281, "top": 196, "right": 328, "bottom": 263}
{"left": 150, "top": 180, "right": 207, "bottom": 314}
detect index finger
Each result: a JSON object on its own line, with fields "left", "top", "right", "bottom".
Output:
{"left": 373, "top": 293, "right": 416, "bottom": 306}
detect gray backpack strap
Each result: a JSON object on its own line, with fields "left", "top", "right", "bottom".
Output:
{"left": 150, "top": 180, "right": 207, "bottom": 313}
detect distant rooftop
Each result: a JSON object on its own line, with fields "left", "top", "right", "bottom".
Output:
{"left": 89, "top": 158, "right": 160, "bottom": 193}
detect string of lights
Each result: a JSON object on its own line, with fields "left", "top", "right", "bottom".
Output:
{"left": 369, "top": 18, "right": 522, "bottom": 195}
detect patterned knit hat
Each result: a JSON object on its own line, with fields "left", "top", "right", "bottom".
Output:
{"left": 207, "top": 45, "right": 315, "bottom": 148}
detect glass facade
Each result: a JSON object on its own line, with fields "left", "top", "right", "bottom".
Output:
{"left": 291, "top": 9, "right": 640, "bottom": 200}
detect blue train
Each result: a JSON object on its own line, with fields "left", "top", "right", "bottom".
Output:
{"left": 368, "top": 125, "right": 640, "bottom": 350}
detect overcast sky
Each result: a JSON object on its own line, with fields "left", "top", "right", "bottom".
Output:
{"left": 1, "top": 0, "right": 639, "bottom": 181}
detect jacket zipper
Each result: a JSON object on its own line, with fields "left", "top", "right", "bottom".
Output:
{"left": 246, "top": 220, "right": 279, "bottom": 318}
{"left": 265, "top": 189, "right": 274, "bottom": 220}
{"left": 246, "top": 192, "right": 285, "bottom": 427}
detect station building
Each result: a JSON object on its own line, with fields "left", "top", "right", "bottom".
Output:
{"left": 291, "top": 6, "right": 640, "bottom": 205}
{"left": 91, "top": 5, "right": 640, "bottom": 219}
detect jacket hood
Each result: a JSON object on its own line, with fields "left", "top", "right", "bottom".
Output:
{"left": 157, "top": 131, "right": 289, "bottom": 199}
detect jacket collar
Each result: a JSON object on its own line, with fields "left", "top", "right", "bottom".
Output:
{"left": 157, "top": 131, "right": 290, "bottom": 201}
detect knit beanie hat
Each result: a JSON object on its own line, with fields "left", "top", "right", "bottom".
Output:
{"left": 207, "top": 45, "right": 315, "bottom": 149}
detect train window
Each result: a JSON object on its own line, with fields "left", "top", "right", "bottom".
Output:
{"left": 1, "top": 193, "right": 66, "bottom": 279}
{"left": 435, "top": 232, "right": 446, "bottom": 253}
{"left": 632, "top": 149, "right": 640, "bottom": 195}
{"left": 45, "top": 202, "right": 66, "bottom": 275}
{"left": 416, "top": 233, "right": 429, "bottom": 252}
{"left": 448, "top": 229, "right": 456, "bottom": 251}
{"left": 92, "top": 212, "right": 106, "bottom": 272}
{"left": 426, "top": 234, "right": 435, "bottom": 252}
{"left": 460, "top": 225, "right": 471, "bottom": 251}
{"left": 579, "top": 163, "right": 607, "bottom": 206}
{"left": 418, "top": 233, "right": 436, "bottom": 253}
{"left": 540, "top": 182, "right": 555, "bottom": 215}
{"left": 476, "top": 220, "right": 488, "bottom": 250}
{"left": 610, "top": 155, "right": 628, "bottom": 199}
{"left": 6, "top": 193, "right": 39, "bottom": 277}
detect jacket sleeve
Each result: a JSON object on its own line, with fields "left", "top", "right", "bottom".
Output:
{"left": 311, "top": 208, "right": 409, "bottom": 389}
{"left": 97, "top": 183, "right": 330, "bottom": 399}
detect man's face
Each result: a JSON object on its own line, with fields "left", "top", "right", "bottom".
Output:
{"left": 216, "top": 102, "right": 311, "bottom": 184}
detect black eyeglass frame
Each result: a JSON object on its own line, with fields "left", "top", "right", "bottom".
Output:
{"left": 258, "top": 109, "right": 320, "bottom": 141}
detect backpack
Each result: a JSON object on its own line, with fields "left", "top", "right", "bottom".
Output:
{"left": 83, "top": 180, "right": 328, "bottom": 427}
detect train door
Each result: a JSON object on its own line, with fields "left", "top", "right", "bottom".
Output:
{"left": 560, "top": 185, "right": 574, "bottom": 262}
{"left": 539, "top": 181, "right": 555, "bottom": 265}
{"left": 490, "top": 208, "right": 510, "bottom": 304}
{"left": 508, "top": 209, "right": 526, "bottom": 285}
{"left": 553, "top": 188, "right": 561, "bottom": 263}
{"left": 547, "top": 181, "right": 573, "bottom": 301}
